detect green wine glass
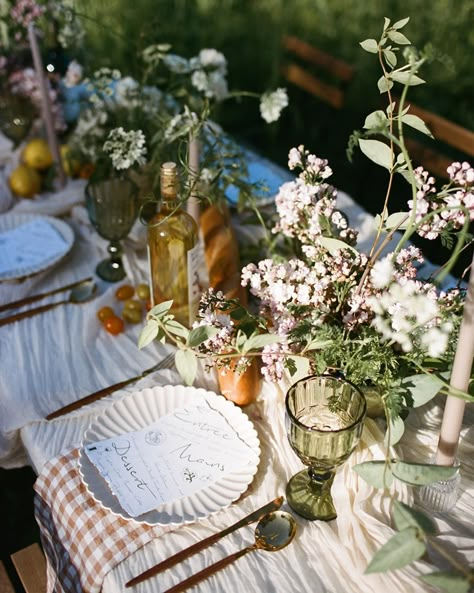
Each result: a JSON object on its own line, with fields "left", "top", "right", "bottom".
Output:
{"left": 285, "top": 374, "right": 366, "bottom": 521}
{"left": 86, "top": 178, "right": 138, "bottom": 283}
{"left": 0, "top": 92, "right": 34, "bottom": 147}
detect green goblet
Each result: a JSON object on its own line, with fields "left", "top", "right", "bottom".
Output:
{"left": 86, "top": 178, "right": 138, "bottom": 283}
{"left": 0, "top": 92, "right": 34, "bottom": 147}
{"left": 285, "top": 374, "right": 366, "bottom": 521}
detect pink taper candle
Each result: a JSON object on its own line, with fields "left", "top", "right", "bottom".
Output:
{"left": 435, "top": 251, "right": 474, "bottom": 466}
{"left": 27, "top": 23, "right": 66, "bottom": 188}
{"left": 187, "top": 134, "right": 200, "bottom": 224}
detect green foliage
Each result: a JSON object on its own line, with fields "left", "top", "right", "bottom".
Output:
{"left": 365, "top": 527, "right": 426, "bottom": 573}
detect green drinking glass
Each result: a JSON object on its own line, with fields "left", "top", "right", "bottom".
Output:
{"left": 0, "top": 92, "right": 34, "bottom": 147}
{"left": 86, "top": 178, "right": 138, "bottom": 283}
{"left": 285, "top": 374, "right": 366, "bottom": 521}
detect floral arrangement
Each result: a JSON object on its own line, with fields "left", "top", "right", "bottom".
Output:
{"left": 66, "top": 43, "right": 288, "bottom": 197}
{"left": 139, "top": 18, "right": 473, "bottom": 590}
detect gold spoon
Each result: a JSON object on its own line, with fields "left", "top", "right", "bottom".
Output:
{"left": 0, "top": 279, "right": 97, "bottom": 327}
{"left": 0, "top": 277, "right": 94, "bottom": 313}
{"left": 159, "top": 511, "right": 297, "bottom": 593}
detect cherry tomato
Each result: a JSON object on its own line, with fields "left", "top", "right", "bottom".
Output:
{"left": 136, "top": 283, "right": 150, "bottom": 301}
{"left": 104, "top": 315, "right": 125, "bottom": 335}
{"left": 97, "top": 306, "right": 115, "bottom": 323}
{"left": 115, "top": 284, "right": 135, "bottom": 300}
{"left": 123, "top": 299, "right": 142, "bottom": 313}
{"left": 122, "top": 308, "right": 142, "bottom": 324}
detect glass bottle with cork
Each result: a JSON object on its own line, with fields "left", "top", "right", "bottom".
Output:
{"left": 147, "top": 162, "right": 200, "bottom": 327}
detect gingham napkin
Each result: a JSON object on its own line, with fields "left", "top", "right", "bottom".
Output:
{"left": 34, "top": 449, "right": 173, "bottom": 593}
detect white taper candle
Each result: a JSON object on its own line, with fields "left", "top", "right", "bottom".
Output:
{"left": 435, "top": 251, "right": 474, "bottom": 465}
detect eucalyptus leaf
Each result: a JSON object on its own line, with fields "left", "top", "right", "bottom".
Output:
{"left": 383, "top": 17, "right": 391, "bottom": 31}
{"left": 360, "top": 39, "right": 378, "bottom": 54}
{"left": 138, "top": 319, "right": 159, "bottom": 350}
{"left": 363, "top": 110, "right": 387, "bottom": 130}
{"left": 401, "top": 374, "right": 441, "bottom": 408}
{"left": 305, "top": 339, "right": 333, "bottom": 351}
{"left": 243, "top": 333, "right": 281, "bottom": 353}
{"left": 175, "top": 349, "right": 197, "bottom": 386}
{"left": 387, "top": 31, "right": 411, "bottom": 45}
{"left": 353, "top": 461, "right": 393, "bottom": 489}
{"left": 392, "top": 501, "right": 437, "bottom": 535}
{"left": 286, "top": 356, "right": 310, "bottom": 383}
{"left": 318, "top": 236, "right": 358, "bottom": 255}
{"left": 359, "top": 139, "right": 393, "bottom": 170}
{"left": 385, "top": 212, "right": 409, "bottom": 230}
{"left": 393, "top": 17, "right": 410, "bottom": 30}
{"left": 373, "top": 213, "right": 382, "bottom": 230}
{"left": 165, "top": 319, "right": 189, "bottom": 340}
{"left": 377, "top": 75, "right": 394, "bottom": 94}
{"left": 391, "top": 71, "right": 425, "bottom": 86}
{"left": 386, "top": 101, "right": 396, "bottom": 115}
{"left": 365, "top": 527, "right": 426, "bottom": 573}
{"left": 148, "top": 300, "right": 174, "bottom": 318}
{"left": 392, "top": 460, "right": 458, "bottom": 486}
{"left": 188, "top": 325, "right": 219, "bottom": 348}
{"left": 420, "top": 571, "right": 471, "bottom": 593}
{"left": 402, "top": 114, "right": 434, "bottom": 137}
{"left": 384, "top": 415, "right": 405, "bottom": 447}
{"left": 383, "top": 49, "right": 397, "bottom": 68}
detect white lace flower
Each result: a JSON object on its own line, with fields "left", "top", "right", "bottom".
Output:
{"left": 259, "top": 88, "right": 288, "bottom": 123}
{"left": 370, "top": 257, "right": 394, "bottom": 289}
{"left": 198, "top": 48, "right": 227, "bottom": 71}
{"left": 114, "top": 76, "right": 140, "bottom": 108}
{"left": 103, "top": 127, "right": 147, "bottom": 171}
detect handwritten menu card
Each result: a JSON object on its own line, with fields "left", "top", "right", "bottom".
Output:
{"left": 84, "top": 398, "right": 258, "bottom": 518}
{"left": 0, "top": 219, "right": 69, "bottom": 278}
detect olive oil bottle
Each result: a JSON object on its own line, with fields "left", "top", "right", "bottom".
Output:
{"left": 147, "top": 162, "right": 200, "bottom": 326}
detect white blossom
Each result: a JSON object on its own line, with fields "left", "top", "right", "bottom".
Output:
{"left": 103, "top": 127, "right": 147, "bottom": 171}
{"left": 259, "top": 88, "right": 288, "bottom": 123}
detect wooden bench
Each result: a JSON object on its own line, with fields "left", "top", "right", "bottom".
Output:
{"left": 9, "top": 543, "right": 47, "bottom": 593}
{"left": 395, "top": 98, "right": 474, "bottom": 179}
{"left": 281, "top": 34, "right": 355, "bottom": 109}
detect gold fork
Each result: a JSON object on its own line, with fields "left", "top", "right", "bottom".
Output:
{"left": 46, "top": 352, "right": 176, "bottom": 420}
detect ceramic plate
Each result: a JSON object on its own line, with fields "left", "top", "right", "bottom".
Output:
{"left": 78, "top": 384, "right": 261, "bottom": 526}
{"left": 0, "top": 212, "right": 74, "bottom": 282}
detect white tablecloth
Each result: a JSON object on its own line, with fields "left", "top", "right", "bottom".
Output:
{"left": 1, "top": 140, "right": 471, "bottom": 593}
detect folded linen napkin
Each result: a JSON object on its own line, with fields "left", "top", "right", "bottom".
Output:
{"left": 34, "top": 449, "right": 173, "bottom": 593}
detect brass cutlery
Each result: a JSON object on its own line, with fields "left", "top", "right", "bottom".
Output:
{"left": 0, "top": 277, "right": 93, "bottom": 313}
{"left": 46, "top": 352, "right": 176, "bottom": 420}
{"left": 125, "top": 496, "right": 284, "bottom": 588}
{"left": 0, "top": 279, "right": 96, "bottom": 327}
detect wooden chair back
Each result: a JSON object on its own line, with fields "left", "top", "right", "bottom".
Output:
{"left": 396, "top": 99, "right": 474, "bottom": 179}
{"left": 10, "top": 543, "right": 47, "bottom": 593}
{"left": 281, "top": 34, "right": 355, "bottom": 109}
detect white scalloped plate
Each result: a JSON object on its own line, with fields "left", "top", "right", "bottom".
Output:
{"left": 0, "top": 212, "right": 74, "bottom": 283}
{"left": 78, "top": 384, "right": 261, "bottom": 526}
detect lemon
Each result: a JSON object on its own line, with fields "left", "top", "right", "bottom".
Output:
{"left": 9, "top": 164, "right": 42, "bottom": 198}
{"left": 22, "top": 138, "right": 54, "bottom": 171}
{"left": 60, "top": 144, "right": 81, "bottom": 177}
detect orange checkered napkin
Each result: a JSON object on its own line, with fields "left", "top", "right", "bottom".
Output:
{"left": 34, "top": 449, "right": 174, "bottom": 593}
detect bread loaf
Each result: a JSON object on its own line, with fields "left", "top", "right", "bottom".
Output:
{"left": 200, "top": 202, "right": 247, "bottom": 303}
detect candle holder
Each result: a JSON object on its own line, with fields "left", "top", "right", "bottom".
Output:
{"left": 417, "top": 459, "right": 461, "bottom": 512}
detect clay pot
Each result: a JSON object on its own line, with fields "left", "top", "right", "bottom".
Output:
{"left": 217, "top": 358, "right": 262, "bottom": 406}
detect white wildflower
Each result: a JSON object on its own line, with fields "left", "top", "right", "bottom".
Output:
{"left": 259, "top": 88, "right": 288, "bottom": 123}
{"left": 114, "top": 77, "right": 139, "bottom": 108}
{"left": 198, "top": 49, "right": 227, "bottom": 71}
{"left": 103, "top": 127, "right": 147, "bottom": 171}
{"left": 370, "top": 257, "right": 394, "bottom": 289}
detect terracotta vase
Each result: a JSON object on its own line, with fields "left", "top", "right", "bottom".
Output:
{"left": 217, "top": 358, "right": 262, "bottom": 406}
